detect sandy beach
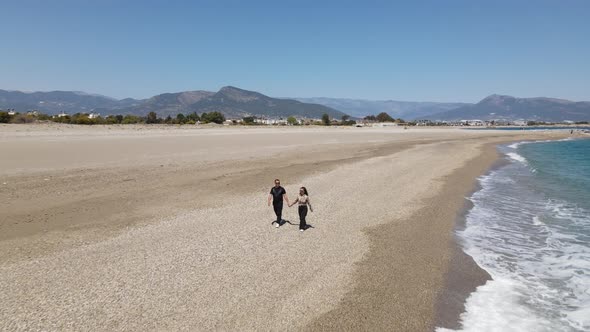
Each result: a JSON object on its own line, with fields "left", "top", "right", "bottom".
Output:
{"left": 0, "top": 124, "right": 573, "bottom": 331}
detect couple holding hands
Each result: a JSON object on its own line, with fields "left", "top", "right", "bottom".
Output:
{"left": 267, "top": 179, "right": 313, "bottom": 232}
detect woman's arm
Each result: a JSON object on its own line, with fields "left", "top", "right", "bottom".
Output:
{"left": 289, "top": 197, "right": 298, "bottom": 207}
{"left": 307, "top": 198, "right": 313, "bottom": 212}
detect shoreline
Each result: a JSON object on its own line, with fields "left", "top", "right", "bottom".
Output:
{"left": 436, "top": 136, "right": 590, "bottom": 330}
{"left": 305, "top": 140, "right": 505, "bottom": 331}
{"left": 306, "top": 135, "right": 574, "bottom": 331}
{"left": 433, "top": 143, "right": 509, "bottom": 330}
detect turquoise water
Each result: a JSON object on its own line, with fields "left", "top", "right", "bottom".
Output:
{"left": 520, "top": 139, "right": 590, "bottom": 211}
{"left": 439, "top": 138, "right": 590, "bottom": 332}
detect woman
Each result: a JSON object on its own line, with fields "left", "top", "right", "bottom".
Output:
{"left": 289, "top": 187, "right": 313, "bottom": 232}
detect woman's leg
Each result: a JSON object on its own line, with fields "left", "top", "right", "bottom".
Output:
{"left": 299, "top": 206, "right": 308, "bottom": 230}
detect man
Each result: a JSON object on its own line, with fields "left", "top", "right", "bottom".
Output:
{"left": 268, "top": 179, "right": 289, "bottom": 228}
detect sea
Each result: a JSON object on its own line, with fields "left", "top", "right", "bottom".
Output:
{"left": 439, "top": 137, "right": 590, "bottom": 332}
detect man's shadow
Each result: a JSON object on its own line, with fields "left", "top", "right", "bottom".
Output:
{"left": 271, "top": 219, "right": 315, "bottom": 230}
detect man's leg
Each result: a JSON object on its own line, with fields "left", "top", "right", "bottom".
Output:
{"left": 273, "top": 202, "right": 283, "bottom": 224}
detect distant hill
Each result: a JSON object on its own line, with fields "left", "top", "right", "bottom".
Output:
{"left": 0, "top": 89, "right": 143, "bottom": 114}
{"left": 1, "top": 87, "right": 345, "bottom": 119}
{"left": 123, "top": 86, "right": 346, "bottom": 119}
{"left": 101, "top": 90, "right": 215, "bottom": 116}
{"left": 426, "top": 94, "right": 590, "bottom": 122}
{"left": 294, "top": 97, "right": 468, "bottom": 120}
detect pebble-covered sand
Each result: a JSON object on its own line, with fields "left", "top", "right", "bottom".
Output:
{"left": 0, "top": 124, "right": 572, "bottom": 331}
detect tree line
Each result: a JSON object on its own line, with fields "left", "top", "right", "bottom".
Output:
{"left": 0, "top": 111, "right": 226, "bottom": 125}
{"left": 317, "top": 112, "right": 405, "bottom": 126}
{"left": 1, "top": 110, "right": 409, "bottom": 126}
{"left": 363, "top": 112, "right": 405, "bottom": 123}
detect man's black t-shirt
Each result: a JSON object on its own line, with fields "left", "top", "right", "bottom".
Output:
{"left": 270, "top": 186, "right": 286, "bottom": 204}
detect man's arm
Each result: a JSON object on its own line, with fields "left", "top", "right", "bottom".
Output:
{"left": 268, "top": 194, "right": 272, "bottom": 206}
{"left": 283, "top": 193, "right": 290, "bottom": 205}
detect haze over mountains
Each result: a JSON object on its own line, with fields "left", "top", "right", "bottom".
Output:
{"left": 1, "top": 87, "right": 589, "bottom": 122}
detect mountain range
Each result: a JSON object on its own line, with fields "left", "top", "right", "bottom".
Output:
{"left": 0, "top": 90, "right": 141, "bottom": 114}
{"left": 426, "top": 94, "right": 590, "bottom": 122}
{"left": 2, "top": 87, "right": 589, "bottom": 122}
{"left": 0, "top": 87, "right": 345, "bottom": 119}
{"left": 294, "top": 97, "right": 468, "bottom": 120}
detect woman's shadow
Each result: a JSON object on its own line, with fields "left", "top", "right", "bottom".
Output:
{"left": 271, "top": 219, "right": 314, "bottom": 230}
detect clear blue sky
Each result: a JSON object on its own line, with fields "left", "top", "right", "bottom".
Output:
{"left": 3, "top": 0, "right": 589, "bottom": 102}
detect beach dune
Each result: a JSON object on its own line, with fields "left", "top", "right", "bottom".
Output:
{"left": 0, "top": 124, "right": 570, "bottom": 331}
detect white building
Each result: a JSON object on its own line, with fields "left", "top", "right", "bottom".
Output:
{"left": 512, "top": 120, "right": 527, "bottom": 126}
{"left": 461, "top": 119, "right": 485, "bottom": 126}
{"left": 88, "top": 112, "right": 100, "bottom": 119}
{"left": 415, "top": 120, "right": 432, "bottom": 126}
{"left": 57, "top": 112, "right": 68, "bottom": 118}
{"left": 373, "top": 122, "right": 398, "bottom": 127}
{"left": 254, "top": 118, "right": 287, "bottom": 125}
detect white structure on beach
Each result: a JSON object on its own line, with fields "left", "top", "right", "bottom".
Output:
{"left": 57, "top": 112, "right": 68, "bottom": 118}
{"left": 88, "top": 112, "right": 101, "bottom": 119}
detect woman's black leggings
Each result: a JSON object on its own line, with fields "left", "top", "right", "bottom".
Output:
{"left": 298, "top": 205, "right": 308, "bottom": 230}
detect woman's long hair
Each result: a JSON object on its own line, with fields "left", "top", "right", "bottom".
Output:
{"left": 300, "top": 187, "right": 309, "bottom": 196}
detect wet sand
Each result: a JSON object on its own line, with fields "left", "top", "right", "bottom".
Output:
{"left": 0, "top": 124, "right": 572, "bottom": 331}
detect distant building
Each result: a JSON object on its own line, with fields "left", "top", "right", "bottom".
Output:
{"left": 57, "top": 112, "right": 68, "bottom": 118}
{"left": 88, "top": 112, "right": 100, "bottom": 119}
{"left": 415, "top": 120, "right": 432, "bottom": 126}
{"left": 27, "top": 110, "right": 40, "bottom": 116}
{"left": 461, "top": 119, "right": 485, "bottom": 126}
{"left": 512, "top": 120, "right": 527, "bottom": 126}
{"left": 254, "top": 118, "right": 288, "bottom": 125}
{"left": 373, "top": 122, "right": 398, "bottom": 127}
{"left": 489, "top": 120, "right": 511, "bottom": 126}
{"left": 7, "top": 110, "right": 16, "bottom": 116}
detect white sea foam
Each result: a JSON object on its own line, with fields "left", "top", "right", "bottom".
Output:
{"left": 532, "top": 216, "right": 544, "bottom": 226}
{"left": 507, "top": 142, "right": 522, "bottom": 149}
{"left": 437, "top": 278, "right": 555, "bottom": 332}
{"left": 506, "top": 152, "right": 528, "bottom": 164}
{"left": 507, "top": 137, "right": 574, "bottom": 150}
{"left": 438, "top": 152, "right": 590, "bottom": 332}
